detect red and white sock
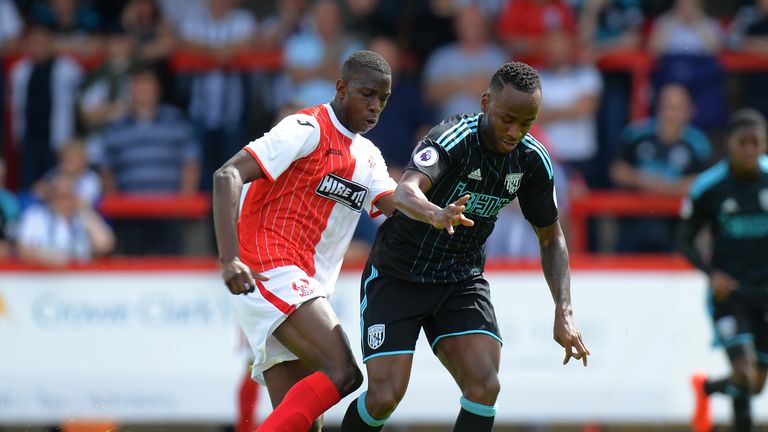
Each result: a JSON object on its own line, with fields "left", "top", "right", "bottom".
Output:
{"left": 257, "top": 371, "right": 340, "bottom": 432}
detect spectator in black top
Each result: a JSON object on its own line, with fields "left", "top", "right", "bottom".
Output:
{"left": 10, "top": 23, "right": 83, "bottom": 189}
{"left": 610, "top": 83, "right": 712, "bottom": 252}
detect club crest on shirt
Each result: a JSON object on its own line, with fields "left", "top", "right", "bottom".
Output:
{"left": 504, "top": 173, "right": 523, "bottom": 194}
{"left": 291, "top": 278, "right": 314, "bottom": 298}
{"left": 760, "top": 189, "right": 768, "bottom": 211}
{"left": 721, "top": 197, "right": 739, "bottom": 214}
{"left": 716, "top": 316, "right": 737, "bottom": 339}
{"left": 315, "top": 173, "right": 368, "bottom": 212}
{"left": 413, "top": 147, "right": 439, "bottom": 167}
{"left": 367, "top": 324, "right": 385, "bottom": 349}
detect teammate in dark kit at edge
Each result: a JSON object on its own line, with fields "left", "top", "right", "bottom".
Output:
{"left": 681, "top": 109, "right": 768, "bottom": 432}
{"left": 340, "top": 62, "right": 590, "bottom": 432}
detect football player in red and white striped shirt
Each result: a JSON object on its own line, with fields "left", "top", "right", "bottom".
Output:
{"left": 213, "top": 51, "right": 468, "bottom": 431}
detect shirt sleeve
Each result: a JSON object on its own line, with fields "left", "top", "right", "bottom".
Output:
{"left": 363, "top": 146, "right": 397, "bottom": 218}
{"left": 517, "top": 155, "right": 559, "bottom": 228}
{"left": 243, "top": 113, "right": 320, "bottom": 181}
{"left": 404, "top": 137, "right": 453, "bottom": 186}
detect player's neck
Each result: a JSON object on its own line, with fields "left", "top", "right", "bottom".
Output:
{"left": 477, "top": 115, "right": 498, "bottom": 154}
{"left": 730, "top": 162, "right": 759, "bottom": 181}
{"left": 329, "top": 99, "right": 351, "bottom": 131}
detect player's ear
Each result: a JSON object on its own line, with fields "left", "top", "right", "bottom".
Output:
{"left": 335, "top": 79, "right": 347, "bottom": 100}
{"left": 480, "top": 92, "right": 490, "bottom": 113}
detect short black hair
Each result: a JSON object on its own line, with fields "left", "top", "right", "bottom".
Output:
{"left": 129, "top": 63, "right": 159, "bottom": 80}
{"left": 728, "top": 108, "right": 767, "bottom": 136}
{"left": 341, "top": 50, "right": 391, "bottom": 82}
{"left": 489, "top": 62, "right": 541, "bottom": 94}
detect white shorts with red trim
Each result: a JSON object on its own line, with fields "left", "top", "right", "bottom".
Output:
{"left": 231, "top": 265, "right": 326, "bottom": 384}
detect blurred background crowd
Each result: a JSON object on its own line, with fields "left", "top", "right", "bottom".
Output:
{"left": 0, "top": 0, "right": 767, "bottom": 266}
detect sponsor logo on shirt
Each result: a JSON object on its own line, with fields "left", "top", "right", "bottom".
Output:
{"left": 449, "top": 181, "right": 511, "bottom": 218}
{"left": 467, "top": 169, "right": 482, "bottom": 180}
{"left": 315, "top": 173, "right": 368, "bottom": 212}
{"left": 296, "top": 119, "right": 315, "bottom": 128}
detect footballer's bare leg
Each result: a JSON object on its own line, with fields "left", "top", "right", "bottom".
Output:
{"left": 435, "top": 334, "right": 501, "bottom": 432}
{"left": 339, "top": 354, "right": 414, "bottom": 431}
{"left": 257, "top": 297, "right": 362, "bottom": 431}
{"left": 263, "top": 360, "right": 323, "bottom": 432}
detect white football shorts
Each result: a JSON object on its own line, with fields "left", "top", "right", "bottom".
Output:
{"left": 231, "top": 265, "right": 326, "bottom": 384}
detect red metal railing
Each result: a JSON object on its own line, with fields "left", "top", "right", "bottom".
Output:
{"left": 98, "top": 193, "right": 211, "bottom": 219}
{"left": 569, "top": 191, "right": 683, "bottom": 253}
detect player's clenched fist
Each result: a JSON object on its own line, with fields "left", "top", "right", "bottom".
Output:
{"left": 428, "top": 194, "right": 475, "bottom": 235}
{"left": 220, "top": 257, "right": 269, "bottom": 295}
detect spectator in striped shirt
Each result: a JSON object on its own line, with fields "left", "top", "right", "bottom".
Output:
{"left": 99, "top": 65, "right": 201, "bottom": 255}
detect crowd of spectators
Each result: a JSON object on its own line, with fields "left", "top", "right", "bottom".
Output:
{"left": 0, "top": 0, "right": 766, "bottom": 265}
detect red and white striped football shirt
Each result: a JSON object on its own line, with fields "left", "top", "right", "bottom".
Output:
{"left": 239, "top": 104, "right": 396, "bottom": 291}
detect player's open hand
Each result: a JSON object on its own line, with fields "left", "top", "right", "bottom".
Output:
{"left": 429, "top": 195, "right": 475, "bottom": 235}
{"left": 553, "top": 306, "right": 590, "bottom": 366}
{"left": 221, "top": 257, "right": 270, "bottom": 295}
{"left": 710, "top": 270, "right": 738, "bottom": 301}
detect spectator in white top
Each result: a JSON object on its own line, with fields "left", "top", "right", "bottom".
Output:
{"left": 157, "top": 0, "right": 206, "bottom": 31}
{"left": 17, "top": 174, "right": 114, "bottom": 267}
{"left": 10, "top": 24, "right": 83, "bottom": 189}
{"left": 649, "top": 0, "right": 722, "bottom": 56}
{"left": 422, "top": 4, "right": 507, "bottom": 121}
{"left": 178, "top": 0, "right": 257, "bottom": 191}
{"left": 649, "top": 0, "right": 726, "bottom": 129}
{"left": 536, "top": 29, "right": 602, "bottom": 185}
{"left": 279, "top": 0, "right": 363, "bottom": 107}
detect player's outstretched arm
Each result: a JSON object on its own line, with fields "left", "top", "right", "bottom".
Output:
{"left": 534, "top": 221, "right": 590, "bottom": 366}
{"left": 393, "top": 170, "right": 474, "bottom": 235}
{"left": 212, "top": 150, "right": 270, "bottom": 295}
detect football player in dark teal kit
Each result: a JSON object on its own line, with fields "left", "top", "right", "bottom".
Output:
{"left": 340, "top": 62, "right": 590, "bottom": 432}
{"left": 681, "top": 109, "right": 768, "bottom": 432}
